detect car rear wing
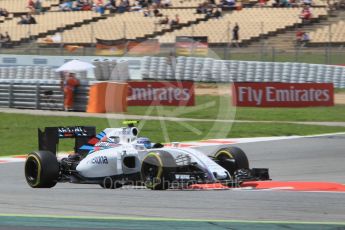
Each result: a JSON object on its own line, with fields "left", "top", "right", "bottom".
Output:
{"left": 38, "top": 126, "right": 96, "bottom": 155}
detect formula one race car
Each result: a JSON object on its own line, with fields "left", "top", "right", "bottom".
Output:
{"left": 24, "top": 121, "right": 270, "bottom": 190}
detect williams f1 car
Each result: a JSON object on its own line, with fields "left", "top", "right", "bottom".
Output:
{"left": 25, "top": 121, "right": 270, "bottom": 190}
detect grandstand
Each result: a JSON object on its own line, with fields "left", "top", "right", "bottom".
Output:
{"left": 37, "top": 9, "right": 206, "bottom": 44}
{"left": 0, "top": 0, "right": 59, "bottom": 14}
{"left": 309, "top": 18, "right": 345, "bottom": 45}
{"left": 0, "top": 0, "right": 342, "bottom": 49}
{"left": 157, "top": 7, "right": 328, "bottom": 44}
{"left": 35, "top": 7, "right": 329, "bottom": 46}
{"left": 2, "top": 11, "right": 103, "bottom": 44}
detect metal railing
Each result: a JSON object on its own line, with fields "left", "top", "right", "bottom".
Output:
{"left": 0, "top": 81, "right": 90, "bottom": 111}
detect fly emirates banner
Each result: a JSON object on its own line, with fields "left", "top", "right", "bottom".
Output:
{"left": 127, "top": 81, "right": 195, "bottom": 106}
{"left": 232, "top": 82, "right": 334, "bottom": 107}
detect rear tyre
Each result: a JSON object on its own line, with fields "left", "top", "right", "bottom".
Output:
{"left": 25, "top": 151, "right": 59, "bottom": 188}
{"left": 214, "top": 147, "right": 249, "bottom": 175}
{"left": 141, "top": 151, "right": 176, "bottom": 190}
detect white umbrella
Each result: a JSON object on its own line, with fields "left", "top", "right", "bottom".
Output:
{"left": 55, "top": 60, "right": 95, "bottom": 72}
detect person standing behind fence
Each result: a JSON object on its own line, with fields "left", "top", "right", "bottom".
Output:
{"left": 231, "top": 23, "right": 240, "bottom": 47}
{"left": 61, "top": 72, "right": 80, "bottom": 111}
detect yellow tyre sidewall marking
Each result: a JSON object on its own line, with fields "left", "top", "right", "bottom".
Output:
{"left": 215, "top": 150, "right": 233, "bottom": 159}
{"left": 143, "top": 152, "right": 163, "bottom": 189}
{"left": 26, "top": 154, "right": 41, "bottom": 187}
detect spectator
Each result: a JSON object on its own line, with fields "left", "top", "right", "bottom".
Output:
{"left": 162, "top": 0, "right": 172, "bottom": 7}
{"left": 105, "top": 0, "right": 117, "bottom": 12}
{"left": 170, "top": 14, "right": 179, "bottom": 26}
{"left": 42, "top": 33, "right": 62, "bottom": 43}
{"left": 143, "top": 7, "right": 151, "bottom": 16}
{"left": 213, "top": 8, "right": 222, "bottom": 18}
{"left": 167, "top": 51, "right": 176, "bottom": 77}
{"left": 205, "top": 6, "right": 213, "bottom": 18}
{"left": 34, "top": 0, "right": 43, "bottom": 14}
{"left": 158, "top": 15, "right": 169, "bottom": 24}
{"left": 0, "top": 34, "right": 5, "bottom": 48}
{"left": 71, "top": 0, "right": 84, "bottom": 10}
{"left": 301, "top": 32, "right": 310, "bottom": 46}
{"left": 153, "top": 5, "right": 163, "bottom": 16}
{"left": 139, "top": 0, "right": 149, "bottom": 8}
{"left": 94, "top": 0, "right": 105, "bottom": 13}
{"left": 131, "top": 0, "right": 143, "bottom": 11}
{"left": 98, "top": 4, "right": 106, "bottom": 14}
{"left": 279, "top": 0, "right": 290, "bottom": 7}
{"left": 289, "top": 0, "right": 299, "bottom": 7}
{"left": 3, "top": 32, "right": 11, "bottom": 43}
{"left": 82, "top": 1, "right": 93, "bottom": 10}
{"left": 153, "top": 0, "right": 161, "bottom": 7}
{"left": 27, "top": 0, "right": 35, "bottom": 12}
{"left": 258, "top": 0, "right": 267, "bottom": 6}
{"left": 196, "top": 4, "right": 204, "bottom": 13}
{"left": 0, "top": 8, "right": 9, "bottom": 17}
{"left": 117, "top": 0, "right": 128, "bottom": 13}
{"left": 0, "top": 32, "right": 11, "bottom": 47}
{"left": 231, "top": 23, "right": 240, "bottom": 47}
{"left": 300, "top": 5, "right": 312, "bottom": 22}
{"left": 61, "top": 72, "right": 80, "bottom": 111}
{"left": 209, "top": 0, "right": 216, "bottom": 5}
{"left": 222, "top": 0, "right": 236, "bottom": 9}
{"left": 18, "top": 15, "right": 29, "bottom": 24}
{"left": 27, "top": 13, "right": 37, "bottom": 24}
{"left": 303, "top": 0, "right": 312, "bottom": 6}
{"left": 60, "top": 0, "right": 73, "bottom": 11}
{"left": 94, "top": 0, "right": 104, "bottom": 6}
{"left": 17, "top": 13, "right": 36, "bottom": 24}
{"left": 296, "top": 29, "right": 304, "bottom": 43}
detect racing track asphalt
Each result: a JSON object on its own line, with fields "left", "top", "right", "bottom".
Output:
{"left": 0, "top": 134, "right": 345, "bottom": 229}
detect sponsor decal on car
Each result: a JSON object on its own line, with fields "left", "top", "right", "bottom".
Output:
{"left": 91, "top": 156, "right": 108, "bottom": 164}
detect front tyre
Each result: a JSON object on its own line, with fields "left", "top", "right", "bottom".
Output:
{"left": 214, "top": 147, "right": 249, "bottom": 175}
{"left": 25, "top": 151, "right": 59, "bottom": 188}
{"left": 141, "top": 151, "right": 176, "bottom": 190}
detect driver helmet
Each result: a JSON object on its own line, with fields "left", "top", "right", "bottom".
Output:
{"left": 137, "top": 137, "right": 152, "bottom": 149}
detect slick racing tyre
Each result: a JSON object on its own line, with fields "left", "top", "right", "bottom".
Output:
{"left": 214, "top": 147, "right": 249, "bottom": 175}
{"left": 141, "top": 151, "right": 176, "bottom": 190}
{"left": 25, "top": 151, "right": 59, "bottom": 188}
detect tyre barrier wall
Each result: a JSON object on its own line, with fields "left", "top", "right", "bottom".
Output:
{"left": 92, "top": 59, "right": 130, "bottom": 82}
{"left": 0, "top": 54, "right": 344, "bottom": 87}
{"left": 141, "top": 57, "right": 345, "bottom": 88}
{"left": 0, "top": 80, "right": 90, "bottom": 111}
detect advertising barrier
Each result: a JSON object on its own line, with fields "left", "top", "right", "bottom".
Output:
{"left": 128, "top": 81, "right": 195, "bottom": 106}
{"left": 175, "top": 36, "right": 208, "bottom": 56}
{"left": 232, "top": 83, "right": 334, "bottom": 107}
{"left": 127, "top": 39, "right": 160, "bottom": 55}
{"left": 95, "top": 38, "right": 127, "bottom": 56}
{"left": 95, "top": 38, "right": 160, "bottom": 56}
